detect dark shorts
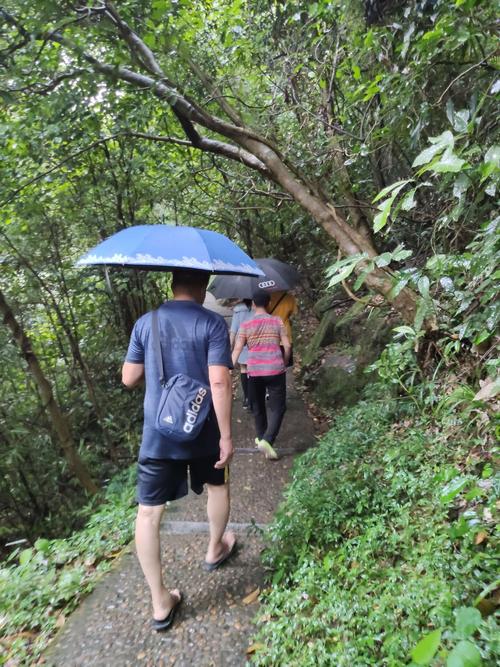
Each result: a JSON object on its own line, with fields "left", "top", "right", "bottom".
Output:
{"left": 137, "top": 456, "right": 229, "bottom": 506}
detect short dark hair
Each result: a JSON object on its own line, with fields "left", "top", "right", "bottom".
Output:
{"left": 171, "top": 270, "right": 210, "bottom": 291}
{"left": 252, "top": 291, "right": 271, "bottom": 308}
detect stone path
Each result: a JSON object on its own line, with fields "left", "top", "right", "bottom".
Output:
{"left": 45, "top": 376, "right": 314, "bottom": 666}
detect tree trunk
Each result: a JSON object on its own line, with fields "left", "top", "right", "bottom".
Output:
{"left": 238, "top": 137, "right": 419, "bottom": 321}
{"left": 0, "top": 289, "right": 98, "bottom": 495}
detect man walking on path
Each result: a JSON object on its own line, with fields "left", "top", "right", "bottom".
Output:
{"left": 122, "top": 270, "right": 235, "bottom": 632}
{"left": 232, "top": 292, "right": 291, "bottom": 461}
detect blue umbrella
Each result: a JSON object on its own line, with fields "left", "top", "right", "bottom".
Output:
{"left": 76, "top": 225, "right": 264, "bottom": 276}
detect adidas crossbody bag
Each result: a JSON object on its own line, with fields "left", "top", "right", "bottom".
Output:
{"left": 151, "top": 309, "right": 212, "bottom": 442}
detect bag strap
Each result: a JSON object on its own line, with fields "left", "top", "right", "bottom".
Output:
{"left": 151, "top": 309, "right": 166, "bottom": 387}
{"left": 269, "top": 292, "right": 287, "bottom": 314}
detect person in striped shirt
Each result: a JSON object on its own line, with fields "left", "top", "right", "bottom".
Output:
{"left": 231, "top": 292, "right": 291, "bottom": 460}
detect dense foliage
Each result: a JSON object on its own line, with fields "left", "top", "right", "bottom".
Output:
{"left": 0, "top": 0, "right": 498, "bottom": 664}
{"left": 252, "top": 387, "right": 498, "bottom": 665}
{"left": 0, "top": 467, "right": 136, "bottom": 664}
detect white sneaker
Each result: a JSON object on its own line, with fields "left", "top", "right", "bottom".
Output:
{"left": 256, "top": 438, "right": 279, "bottom": 460}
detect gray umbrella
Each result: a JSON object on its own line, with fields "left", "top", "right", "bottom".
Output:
{"left": 208, "top": 258, "right": 300, "bottom": 299}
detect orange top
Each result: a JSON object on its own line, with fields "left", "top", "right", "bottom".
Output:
{"left": 266, "top": 292, "right": 298, "bottom": 342}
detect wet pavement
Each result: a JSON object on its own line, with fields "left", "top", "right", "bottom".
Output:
{"left": 45, "top": 374, "right": 315, "bottom": 666}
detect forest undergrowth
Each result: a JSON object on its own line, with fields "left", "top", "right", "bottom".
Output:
{"left": 0, "top": 468, "right": 137, "bottom": 665}
{"left": 250, "top": 373, "right": 498, "bottom": 666}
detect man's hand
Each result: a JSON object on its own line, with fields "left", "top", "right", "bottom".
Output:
{"left": 231, "top": 335, "right": 245, "bottom": 367}
{"left": 215, "top": 436, "right": 234, "bottom": 469}
{"left": 209, "top": 365, "right": 232, "bottom": 468}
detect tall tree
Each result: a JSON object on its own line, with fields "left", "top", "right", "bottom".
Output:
{"left": 0, "top": 1, "right": 420, "bottom": 324}
{"left": 0, "top": 288, "right": 98, "bottom": 495}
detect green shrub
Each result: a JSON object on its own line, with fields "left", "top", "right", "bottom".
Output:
{"left": 0, "top": 467, "right": 137, "bottom": 665}
{"left": 252, "top": 396, "right": 498, "bottom": 665}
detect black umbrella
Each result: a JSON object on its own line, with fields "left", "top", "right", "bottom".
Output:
{"left": 208, "top": 258, "right": 300, "bottom": 299}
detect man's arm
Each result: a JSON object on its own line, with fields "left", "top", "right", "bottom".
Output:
{"left": 231, "top": 334, "right": 245, "bottom": 367}
{"left": 208, "top": 364, "right": 233, "bottom": 469}
{"left": 280, "top": 332, "right": 292, "bottom": 367}
{"left": 122, "top": 361, "right": 145, "bottom": 388}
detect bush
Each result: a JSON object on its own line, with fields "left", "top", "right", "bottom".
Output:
{"left": 251, "top": 396, "right": 498, "bottom": 665}
{"left": 0, "top": 467, "right": 137, "bottom": 665}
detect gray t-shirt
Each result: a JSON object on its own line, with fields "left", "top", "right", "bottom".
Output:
{"left": 126, "top": 300, "right": 232, "bottom": 460}
{"left": 230, "top": 303, "right": 253, "bottom": 364}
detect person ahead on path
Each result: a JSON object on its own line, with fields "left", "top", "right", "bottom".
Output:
{"left": 232, "top": 292, "right": 291, "bottom": 461}
{"left": 229, "top": 299, "right": 253, "bottom": 409}
{"left": 122, "top": 270, "right": 235, "bottom": 632}
{"left": 267, "top": 291, "right": 298, "bottom": 366}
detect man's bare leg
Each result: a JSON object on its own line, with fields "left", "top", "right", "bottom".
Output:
{"left": 135, "top": 504, "right": 181, "bottom": 620}
{"left": 205, "top": 482, "right": 235, "bottom": 563}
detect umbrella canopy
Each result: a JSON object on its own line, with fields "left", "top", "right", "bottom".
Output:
{"left": 208, "top": 258, "right": 300, "bottom": 299}
{"left": 76, "top": 225, "right": 265, "bottom": 277}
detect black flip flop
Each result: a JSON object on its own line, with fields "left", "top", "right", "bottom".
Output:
{"left": 152, "top": 594, "right": 182, "bottom": 632}
{"left": 204, "top": 540, "right": 237, "bottom": 572}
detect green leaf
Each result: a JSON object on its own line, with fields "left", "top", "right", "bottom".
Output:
{"left": 353, "top": 269, "right": 371, "bottom": 290}
{"left": 387, "top": 275, "right": 409, "bottom": 300}
{"left": 327, "top": 263, "right": 357, "bottom": 287}
{"left": 411, "top": 629, "right": 442, "bottom": 665}
{"left": 446, "top": 640, "right": 482, "bottom": 667}
{"left": 19, "top": 548, "right": 33, "bottom": 566}
{"left": 431, "top": 149, "right": 467, "bottom": 173}
{"left": 392, "top": 247, "right": 413, "bottom": 262}
{"left": 451, "top": 109, "right": 470, "bottom": 133}
{"left": 440, "top": 477, "right": 468, "bottom": 503}
{"left": 143, "top": 33, "right": 157, "bottom": 48}
{"left": 482, "top": 464, "right": 493, "bottom": 479}
{"left": 35, "top": 538, "right": 51, "bottom": 554}
{"left": 352, "top": 64, "right": 361, "bottom": 80}
{"left": 413, "top": 297, "right": 429, "bottom": 332}
{"left": 453, "top": 173, "right": 471, "bottom": 200}
{"left": 373, "top": 199, "right": 393, "bottom": 233}
{"left": 484, "top": 145, "right": 500, "bottom": 168}
{"left": 326, "top": 253, "right": 368, "bottom": 275}
{"left": 400, "top": 188, "right": 417, "bottom": 211}
{"left": 372, "top": 181, "right": 413, "bottom": 233}
{"left": 473, "top": 330, "right": 492, "bottom": 345}
{"left": 455, "top": 607, "right": 482, "bottom": 639}
{"left": 412, "top": 131, "right": 454, "bottom": 167}
{"left": 374, "top": 252, "right": 393, "bottom": 268}
{"left": 394, "top": 325, "right": 416, "bottom": 337}
{"left": 417, "top": 276, "right": 430, "bottom": 299}
{"left": 372, "top": 179, "right": 412, "bottom": 203}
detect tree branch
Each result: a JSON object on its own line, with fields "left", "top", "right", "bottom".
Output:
{"left": 0, "top": 7, "right": 30, "bottom": 62}
{"left": 0, "top": 129, "right": 270, "bottom": 208}
{"left": 186, "top": 56, "right": 245, "bottom": 127}
{"left": 0, "top": 134, "right": 121, "bottom": 208}
{"left": 436, "top": 49, "right": 499, "bottom": 104}
{"left": 127, "top": 130, "right": 270, "bottom": 175}
{"left": 1, "top": 69, "right": 87, "bottom": 95}
{"left": 102, "top": 1, "right": 174, "bottom": 83}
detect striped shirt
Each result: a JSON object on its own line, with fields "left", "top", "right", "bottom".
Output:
{"left": 237, "top": 314, "right": 286, "bottom": 377}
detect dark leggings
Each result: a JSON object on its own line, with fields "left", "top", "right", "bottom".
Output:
{"left": 248, "top": 373, "right": 287, "bottom": 444}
